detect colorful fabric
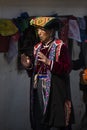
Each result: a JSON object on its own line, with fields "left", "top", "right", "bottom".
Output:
{"left": 30, "top": 17, "right": 55, "bottom": 27}
{"left": 42, "top": 43, "right": 56, "bottom": 113}
{"left": 29, "top": 39, "right": 72, "bottom": 129}
{"left": 0, "top": 19, "right": 18, "bottom": 36}
{"left": 33, "top": 40, "right": 64, "bottom": 113}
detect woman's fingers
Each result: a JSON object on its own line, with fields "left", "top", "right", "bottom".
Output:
{"left": 21, "top": 54, "right": 31, "bottom": 67}
{"left": 37, "top": 52, "right": 50, "bottom": 65}
{"left": 38, "top": 52, "right": 46, "bottom": 63}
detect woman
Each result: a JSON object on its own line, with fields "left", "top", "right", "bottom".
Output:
{"left": 21, "top": 17, "right": 72, "bottom": 130}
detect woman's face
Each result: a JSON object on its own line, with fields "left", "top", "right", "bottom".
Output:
{"left": 37, "top": 28, "right": 53, "bottom": 43}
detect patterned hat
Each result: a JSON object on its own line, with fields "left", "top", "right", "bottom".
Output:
{"left": 30, "top": 16, "right": 62, "bottom": 30}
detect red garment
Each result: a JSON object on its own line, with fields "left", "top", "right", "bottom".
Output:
{"left": 52, "top": 43, "right": 71, "bottom": 75}
{"left": 34, "top": 40, "right": 71, "bottom": 76}
{"left": 0, "top": 35, "right": 10, "bottom": 52}
{"left": 35, "top": 45, "right": 51, "bottom": 74}
{"left": 27, "top": 39, "right": 74, "bottom": 129}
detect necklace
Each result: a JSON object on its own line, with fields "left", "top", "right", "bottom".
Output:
{"left": 43, "top": 38, "right": 54, "bottom": 48}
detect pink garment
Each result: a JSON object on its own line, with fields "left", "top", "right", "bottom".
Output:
{"left": 68, "top": 19, "right": 81, "bottom": 42}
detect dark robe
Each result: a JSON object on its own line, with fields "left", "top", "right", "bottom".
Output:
{"left": 27, "top": 40, "right": 74, "bottom": 130}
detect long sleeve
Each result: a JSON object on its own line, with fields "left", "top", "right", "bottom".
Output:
{"left": 51, "top": 43, "right": 72, "bottom": 75}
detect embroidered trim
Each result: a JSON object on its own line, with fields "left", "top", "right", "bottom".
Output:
{"left": 33, "top": 39, "right": 64, "bottom": 114}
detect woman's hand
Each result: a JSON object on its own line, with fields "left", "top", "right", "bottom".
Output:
{"left": 21, "top": 54, "right": 31, "bottom": 68}
{"left": 37, "top": 52, "right": 51, "bottom": 66}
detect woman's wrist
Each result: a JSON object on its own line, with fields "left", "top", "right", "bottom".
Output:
{"left": 46, "top": 59, "right": 51, "bottom": 66}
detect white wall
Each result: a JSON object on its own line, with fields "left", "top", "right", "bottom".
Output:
{"left": 0, "top": 54, "right": 31, "bottom": 130}
{"left": 0, "top": 0, "right": 87, "bottom": 18}
{"left": 0, "top": 0, "right": 87, "bottom": 130}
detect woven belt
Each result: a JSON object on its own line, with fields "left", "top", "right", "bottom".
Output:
{"left": 38, "top": 74, "right": 47, "bottom": 79}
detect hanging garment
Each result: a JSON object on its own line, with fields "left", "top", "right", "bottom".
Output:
{"left": 78, "top": 17, "right": 87, "bottom": 42}
{"left": 4, "top": 32, "right": 20, "bottom": 63}
{"left": 68, "top": 19, "right": 81, "bottom": 42}
{"left": 0, "top": 35, "right": 10, "bottom": 52}
{"left": 59, "top": 17, "right": 69, "bottom": 44}
{"left": 0, "top": 19, "right": 18, "bottom": 36}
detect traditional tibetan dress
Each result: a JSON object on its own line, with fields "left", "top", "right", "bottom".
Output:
{"left": 28, "top": 39, "right": 72, "bottom": 130}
